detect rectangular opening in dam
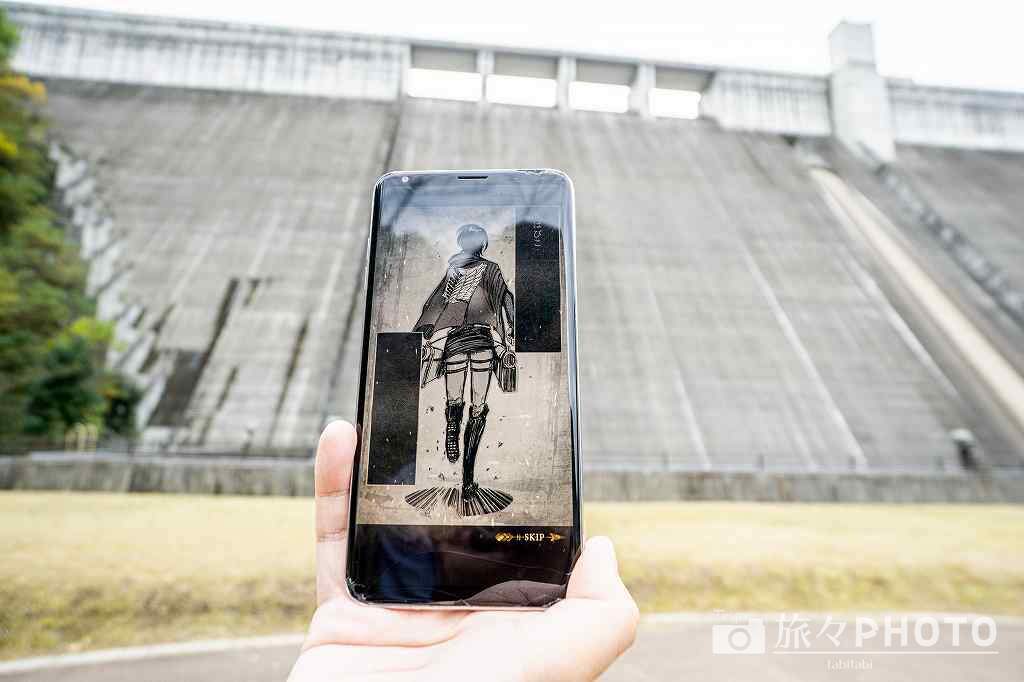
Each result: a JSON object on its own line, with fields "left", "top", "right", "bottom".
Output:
{"left": 651, "top": 88, "right": 701, "bottom": 119}
{"left": 486, "top": 74, "right": 557, "bottom": 108}
{"left": 406, "top": 68, "right": 482, "bottom": 102}
{"left": 569, "top": 81, "right": 629, "bottom": 113}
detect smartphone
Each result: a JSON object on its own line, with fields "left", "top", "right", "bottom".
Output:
{"left": 346, "top": 169, "right": 581, "bottom": 608}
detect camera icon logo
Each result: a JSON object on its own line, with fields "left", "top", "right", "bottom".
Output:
{"left": 712, "top": 619, "right": 767, "bottom": 654}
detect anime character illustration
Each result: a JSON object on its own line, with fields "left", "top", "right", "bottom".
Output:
{"left": 403, "top": 223, "right": 517, "bottom": 517}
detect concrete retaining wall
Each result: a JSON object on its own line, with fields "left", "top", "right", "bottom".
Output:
{"left": 4, "top": 454, "right": 1022, "bottom": 502}
{"left": 585, "top": 470, "right": 1024, "bottom": 503}
{"left": 0, "top": 454, "right": 313, "bottom": 497}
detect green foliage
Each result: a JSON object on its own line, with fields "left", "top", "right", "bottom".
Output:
{"left": 101, "top": 372, "right": 143, "bottom": 436}
{"left": 0, "top": 9, "right": 16, "bottom": 67}
{"left": 0, "top": 9, "right": 140, "bottom": 446}
{"left": 24, "top": 334, "right": 105, "bottom": 436}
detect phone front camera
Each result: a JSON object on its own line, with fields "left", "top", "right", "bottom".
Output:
{"left": 401, "top": 176, "right": 409, "bottom": 183}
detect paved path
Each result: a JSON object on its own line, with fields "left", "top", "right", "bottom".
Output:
{"left": 2, "top": 614, "right": 1021, "bottom": 681}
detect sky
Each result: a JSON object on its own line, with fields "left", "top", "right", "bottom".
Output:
{"left": 23, "top": 0, "right": 1024, "bottom": 92}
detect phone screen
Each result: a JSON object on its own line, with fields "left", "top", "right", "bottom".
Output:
{"left": 347, "top": 169, "right": 581, "bottom": 607}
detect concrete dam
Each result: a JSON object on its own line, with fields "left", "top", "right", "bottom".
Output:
{"left": 8, "top": 3, "right": 1024, "bottom": 478}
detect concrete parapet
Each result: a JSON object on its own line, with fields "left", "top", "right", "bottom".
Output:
{"left": 889, "top": 82, "right": 1024, "bottom": 152}
{"left": 6, "top": 3, "right": 1023, "bottom": 152}
{"left": 6, "top": 2, "right": 404, "bottom": 100}
{"left": 699, "top": 70, "right": 832, "bottom": 136}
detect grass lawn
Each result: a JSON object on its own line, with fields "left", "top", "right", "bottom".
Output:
{"left": 1, "top": 492, "right": 1022, "bottom": 659}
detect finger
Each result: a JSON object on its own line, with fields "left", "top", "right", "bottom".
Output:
{"left": 524, "top": 537, "right": 639, "bottom": 681}
{"left": 315, "top": 420, "right": 357, "bottom": 606}
{"left": 566, "top": 535, "right": 634, "bottom": 603}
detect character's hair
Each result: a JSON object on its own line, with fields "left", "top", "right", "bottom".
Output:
{"left": 456, "top": 223, "right": 488, "bottom": 256}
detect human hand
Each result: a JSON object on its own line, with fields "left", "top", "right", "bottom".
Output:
{"left": 289, "top": 421, "right": 639, "bottom": 682}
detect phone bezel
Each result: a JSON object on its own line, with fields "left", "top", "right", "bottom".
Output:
{"left": 345, "top": 168, "right": 583, "bottom": 609}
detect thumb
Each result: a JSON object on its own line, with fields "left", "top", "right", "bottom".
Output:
{"left": 567, "top": 536, "right": 634, "bottom": 603}
{"left": 525, "top": 537, "right": 640, "bottom": 681}
{"left": 314, "top": 420, "right": 357, "bottom": 605}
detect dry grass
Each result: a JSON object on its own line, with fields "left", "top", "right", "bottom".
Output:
{"left": 589, "top": 503, "right": 1024, "bottom": 614}
{"left": 1, "top": 492, "right": 1022, "bottom": 659}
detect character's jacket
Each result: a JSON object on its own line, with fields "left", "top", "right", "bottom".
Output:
{"left": 414, "top": 257, "right": 511, "bottom": 340}
{"left": 414, "top": 256, "right": 515, "bottom": 389}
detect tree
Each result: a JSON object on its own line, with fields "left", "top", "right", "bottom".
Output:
{"left": 0, "top": 9, "right": 140, "bottom": 446}
{"left": 24, "top": 334, "right": 104, "bottom": 436}
{"left": 101, "top": 373, "right": 142, "bottom": 436}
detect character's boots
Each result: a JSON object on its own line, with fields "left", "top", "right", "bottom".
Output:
{"left": 444, "top": 399, "right": 464, "bottom": 463}
{"left": 461, "top": 404, "right": 488, "bottom": 498}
